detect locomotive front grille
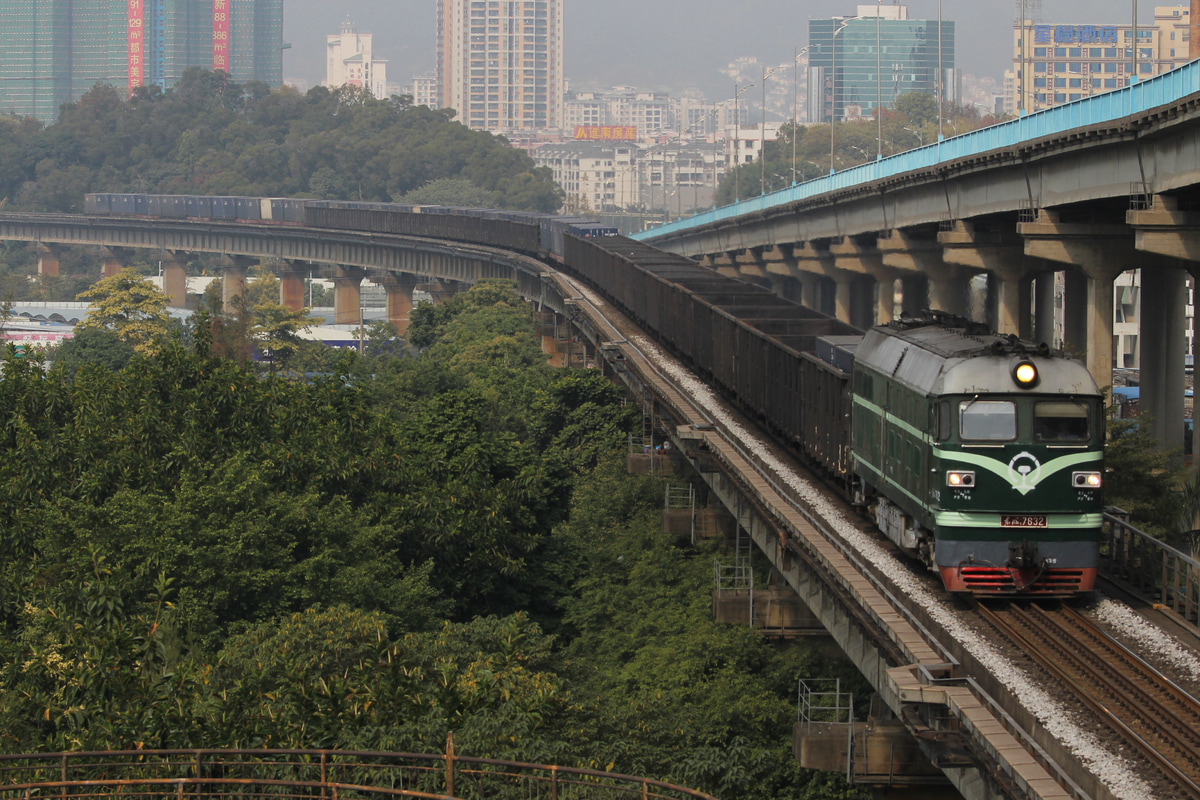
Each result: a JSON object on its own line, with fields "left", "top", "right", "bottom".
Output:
{"left": 958, "top": 567, "right": 1089, "bottom": 595}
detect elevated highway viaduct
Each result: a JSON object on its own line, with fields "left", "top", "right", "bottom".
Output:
{"left": 635, "top": 61, "right": 1200, "bottom": 454}
{"left": 0, "top": 210, "right": 1177, "bottom": 800}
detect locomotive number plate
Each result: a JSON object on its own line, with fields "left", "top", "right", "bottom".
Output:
{"left": 1001, "top": 515, "right": 1047, "bottom": 528}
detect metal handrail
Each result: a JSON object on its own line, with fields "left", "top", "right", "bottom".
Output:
{"left": 1101, "top": 508, "right": 1200, "bottom": 625}
{"left": 0, "top": 748, "right": 720, "bottom": 800}
{"left": 635, "top": 58, "right": 1200, "bottom": 241}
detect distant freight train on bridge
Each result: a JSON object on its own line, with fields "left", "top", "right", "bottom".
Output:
{"left": 84, "top": 193, "right": 1105, "bottom": 595}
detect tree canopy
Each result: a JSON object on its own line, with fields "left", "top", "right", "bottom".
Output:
{"left": 75, "top": 268, "right": 172, "bottom": 355}
{"left": 0, "top": 281, "right": 867, "bottom": 799}
{"left": 0, "top": 69, "right": 563, "bottom": 214}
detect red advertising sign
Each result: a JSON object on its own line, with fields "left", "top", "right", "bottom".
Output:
{"left": 127, "top": 0, "right": 144, "bottom": 97}
{"left": 574, "top": 125, "right": 638, "bottom": 141}
{"left": 212, "top": 0, "right": 230, "bottom": 72}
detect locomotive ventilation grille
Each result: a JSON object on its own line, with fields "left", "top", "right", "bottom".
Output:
{"left": 959, "top": 567, "right": 1087, "bottom": 595}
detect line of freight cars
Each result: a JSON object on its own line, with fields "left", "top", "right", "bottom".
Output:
{"left": 561, "top": 233, "right": 1105, "bottom": 596}
{"left": 81, "top": 193, "right": 1102, "bottom": 595}
{"left": 82, "top": 194, "right": 617, "bottom": 259}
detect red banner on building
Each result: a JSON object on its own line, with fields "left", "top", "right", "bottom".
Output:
{"left": 574, "top": 125, "right": 638, "bottom": 141}
{"left": 212, "top": 0, "right": 230, "bottom": 72}
{"left": 127, "top": 0, "right": 144, "bottom": 97}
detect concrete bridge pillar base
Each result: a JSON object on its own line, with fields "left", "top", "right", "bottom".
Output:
{"left": 162, "top": 251, "right": 188, "bottom": 308}
{"left": 381, "top": 273, "right": 421, "bottom": 336}
{"left": 100, "top": 248, "right": 123, "bottom": 278}
{"left": 37, "top": 244, "right": 59, "bottom": 277}
{"left": 218, "top": 257, "right": 251, "bottom": 314}
{"left": 276, "top": 262, "right": 307, "bottom": 311}
{"left": 330, "top": 266, "right": 366, "bottom": 325}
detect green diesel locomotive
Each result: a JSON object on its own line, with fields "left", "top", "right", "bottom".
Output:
{"left": 848, "top": 316, "right": 1104, "bottom": 595}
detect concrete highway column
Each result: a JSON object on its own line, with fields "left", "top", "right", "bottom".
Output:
{"left": 791, "top": 241, "right": 842, "bottom": 318}
{"left": 380, "top": 273, "right": 420, "bottom": 336}
{"left": 760, "top": 245, "right": 808, "bottom": 306}
{"left": 36, "top": 244, "right": 58, "bottom": 278}
{"left": 833, "top": 275, "right": 855, "bottom": 325}
{"left": 733, "top": 248, "right": 771, "bottom": 287}
{"left": 899, "top": 273, "right": 928, "bottom": 317}
{"left": 161, "top": 251, "right": 188, "bottom": 309}
{"left": 330, "top": 266, "right": 365, "bottom": 324}
{"left": 1033, "top": 271, "right": 1057, "bottom": 347}
{"left": 878, "top": 229, "right": 945, "bottom": 315}
{"left": 1140, "top": 266, "right": 1188, "bottom": 450}
{"left": 713, "top": 251, "right": 740, "bottom": 279}
{"left": 276, "top": 262, "right": 307, "bottom": 311}
{"left": 939, "top": 221, "right": 1033, "bottom": 334}
{"left": 100, "top": 248, "right": 123, "bottom": 278}
{"left": 1061, "top": 270, "right": 1090, "bottom": 358}
{"left": 986, "top": 266, "right": 1034, "bottom": 339}
{"left": 1019, "top": 212, "right": 1134, "bottom": 388}
{"left": 830, "top": 237, "right": 899, "bottom": 326}
{"left": 218, "top": 256, "right": 251, "bottom": 314}
{"left": 922, "top": 262, "right": 973, "bottom": 317}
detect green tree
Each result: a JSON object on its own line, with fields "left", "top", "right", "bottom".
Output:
{"left": 252, "top": 301, "right": 318, "bottom": 371}
{"left": 894, "top": 92, "right": 939, "bottom": 127}
{"left": 400, "top": 177, "right": 499, "bottom": 207}
{"left": 76, "top": 268, "right": 172, "bottom": 355}
{"left": 51, "top": 326, "right": 137, "bottom": 372}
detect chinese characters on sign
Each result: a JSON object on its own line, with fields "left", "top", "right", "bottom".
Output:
{"left": 574, "top": 126, "right": 638, "bottom": 141}
{"left": 1032, "top": 25, "right": 1120, "bottom": 45}
{"left": 213, "top": 0, "right": 230, "bottom": 72}
{"left": 127, "top": 0, "right": 144, "bottom": 97}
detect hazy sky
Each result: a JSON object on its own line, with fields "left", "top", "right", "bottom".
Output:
{"left": 282, "top": 1, "right": 1170, "bottom": 100}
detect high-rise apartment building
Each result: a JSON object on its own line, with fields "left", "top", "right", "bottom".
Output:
{"left": 326, "top": 17, "right": 388, "bottom": 99}
{"left": 1010, "top": 6, "right": 1190, "bottom": 114}
{"left": 0, "top": 0, "right": 283, "bottom": 123}
{"left": 436, "top": 0, "right": 564, "bottom": 132}
{"left": 807, "top": 4, "right": 954, "bottom": 123}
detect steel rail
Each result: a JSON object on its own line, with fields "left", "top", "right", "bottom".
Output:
{"left": 979, "top": 604, "right": 1200, "bottom": 799}
{"left": 548, "top": 270, "right": 1094, "bottom": 800}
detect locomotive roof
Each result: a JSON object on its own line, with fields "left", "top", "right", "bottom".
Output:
{"left": 855, "top": 316, "right": 1101, "bottom": 397}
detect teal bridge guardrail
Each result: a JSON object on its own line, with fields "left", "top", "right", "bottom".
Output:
{"left": 632, "top": 59, "right": 1200, "bottom": 242}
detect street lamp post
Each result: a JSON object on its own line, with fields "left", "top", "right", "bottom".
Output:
{"left": 757, "top": 46, "right": 815, "bottom": 194}
{"left": 829, "top": 18, "right": 855, "bottom": 174}
{"left": 732, "top": 82, "right": 753, "bottom": 202}
{"left": 876, "top": 0, "right": 882, "bottom": 160}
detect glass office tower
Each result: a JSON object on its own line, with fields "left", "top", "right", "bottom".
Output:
{"left": 808, "top": 6, "right": 954, "bottom": 123}
{"left": 0, "top": 0, "right": 283, "bottom": 123}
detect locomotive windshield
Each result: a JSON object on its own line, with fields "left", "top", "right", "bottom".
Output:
{"left": 959, "top": 399, "right": 1016, "bottom": 441}
{"left": 1034, "top": 400, "right": 1090, "bottom": 442}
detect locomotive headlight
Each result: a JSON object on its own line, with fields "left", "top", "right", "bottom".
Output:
{"left": 947, "top": 470, "right": 975, "bottom": 488}
{"left": 1012, "top": 360, "right": 1039, "bottom": 388}
{"left": 1072, "top": 471, "right": 1102, "bottom": 488}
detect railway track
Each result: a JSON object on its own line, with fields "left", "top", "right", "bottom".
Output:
{"left": 979, "top": 602, "right": 1200, "bottom": 799}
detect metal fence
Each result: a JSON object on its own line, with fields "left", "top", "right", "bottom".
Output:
{"left": 1101, "top": 508, "right": 1200, "bottom": 625}
{"left": 0, "top": 747, "right": 719, "bottom": 800}
{"left": 634, "top": 59, "right": 1200, "bottom": 241}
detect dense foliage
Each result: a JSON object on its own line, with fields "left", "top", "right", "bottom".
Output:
{"left": 0, "top": 70, "right": 563, "bottom": 214}
{"left": 0, "top": 281, "right": 864, "bottom": 799}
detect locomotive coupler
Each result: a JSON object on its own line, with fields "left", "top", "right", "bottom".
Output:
{"left": 1006, "top": 540, "right": 1040, "bottom": 570}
